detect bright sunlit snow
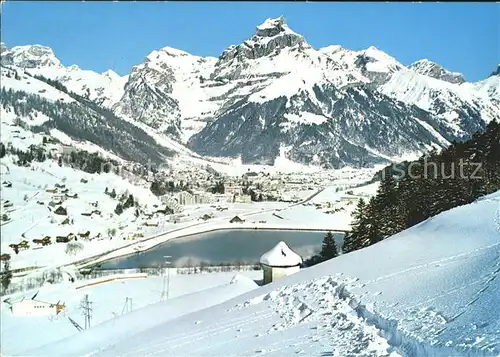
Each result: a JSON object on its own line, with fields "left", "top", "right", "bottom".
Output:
{"left": 24, "top": 191, "right": 500, "bottom": 357}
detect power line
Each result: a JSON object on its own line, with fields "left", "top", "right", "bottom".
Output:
{"left": 80, "top": 294, "right": 93, "bottom": 329}
{"left": 160, "top": 255, "right": 172, "bottom": 301}
{"left": 121, "top": 297, "right": 132, "bottom": 315}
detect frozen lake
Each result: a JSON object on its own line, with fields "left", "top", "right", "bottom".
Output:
{"left": 98, "top": 229, "right": 345, "bottom": 269}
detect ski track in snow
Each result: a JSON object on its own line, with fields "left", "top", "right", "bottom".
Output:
{"left": 121, "top": 311, "right": 275, "bottom": 357}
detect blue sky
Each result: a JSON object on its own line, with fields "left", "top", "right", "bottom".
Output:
{"left": 2, "top": 2, "right": 498, "bottom": 81}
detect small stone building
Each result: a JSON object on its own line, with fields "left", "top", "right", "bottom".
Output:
{"left": 259, "top": 241, "right": 302, "bottom": 285}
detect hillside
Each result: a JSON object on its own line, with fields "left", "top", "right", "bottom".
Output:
{"left": 1, "top": 16, "right": 498, "bottom": 168}
{"left": 25, "top": 190, "right": 500, "bottom": 356}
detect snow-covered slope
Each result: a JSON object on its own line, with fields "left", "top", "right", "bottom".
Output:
{"left": 408, "top": 59, "right": 466, "bottom": 84}
{"left": 1, "top": 272, "right": 260, "bottom": 356}
{"left": 27, "top": 191, "right": 500, "bottom": 356}
{"left": 468, "top": 73, "right": 500, "bottom": 102}
{"left": 380, "top": 70, "right": 497, "bottom": 141}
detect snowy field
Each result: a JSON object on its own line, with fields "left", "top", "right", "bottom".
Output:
{"left": 26, "top": 190, "right": 500, "bottom": 356}
{"left": 1, "top": 270, "right": 261, "bottom": 355}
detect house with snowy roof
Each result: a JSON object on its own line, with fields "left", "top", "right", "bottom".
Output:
{"left": 7, "top": 291, "right": 65, "bottom": 317}
{"left": 259, "top": 241, "right": 302, "bottom": 285}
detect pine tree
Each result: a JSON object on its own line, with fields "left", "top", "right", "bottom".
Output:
{"left": 124, "top": 194, "right": 134, "bottom": 209}
{"left": 114, "top": 203, "right": 124, "bottom": 215}
{"left": 343, "top": 198, "right": 367, "bottom": 253}
{"left": 1, "top": 261, "right": 13, "bottom": 292}
{"left": 372, "top": 172, "right": 397, "bottom": 238}
{"left": 319, "top": 231, "right": 339, "bottom": 261}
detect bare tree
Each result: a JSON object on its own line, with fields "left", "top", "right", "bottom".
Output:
{"left": 65, "top": 241, "right": 84, "bottom": 256}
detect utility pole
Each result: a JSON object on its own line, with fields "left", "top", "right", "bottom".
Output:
{"left": 160, "top": 255, "right": 172, "bottom": 301}
{"left": 80, "top": 294, "right": 93, "bottom": 329}
{"left": 121, "top": 297, "right": 132, "bottom": 315}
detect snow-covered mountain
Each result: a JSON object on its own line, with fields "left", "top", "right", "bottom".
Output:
{"left": 1, "top": 16, "right": 498, "bottom": 167}
{"left": 0, "top": 44, "right": 128, "bottom": 108}
{"left": 408, "top": 58, "right": 466, "bottom": 84}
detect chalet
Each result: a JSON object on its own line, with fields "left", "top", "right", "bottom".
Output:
{"left": 259, "top": 241, "right": 302, "bottom": 285}
{"left": 127, "top": 232, "right": 144, "bottom": 240}
{"left": 54, "top": 206, "right": 67, "bottom": 216}
{"left": 9, "top": 244, "right": 20, "bottom": 254}
{"left": 143, "top": 221, "right": 159, "bottom": 227}
{"left": 78, "top": 231, "right": 91, "bottom": 239}
{"left": 229, "top": 215, "right": 245, "bottom": 223}
{"left": 10, "top": 294, "right": 65, "bottom": 316}
{"left": 56, "top": 234, "right": 74, "bottom": 243}
{"left": 46, "top": 189, "right": 58, "bottom": 194}
{"left": 33, "top": 237, "right": 51, "bottom": 246}
{"left": 2, "top": 181, "right": 12, "bottom": 188}
{"left": 199, "top": 213, "right": 214, "bottom": 221}
{"left": 65, "top": 192, "right": 78, "bottom": 199}
{"left": 0, "top": 253, "right": 11, "bottom": 261}
{"left": 80, "top": 178, "right": 88, "bottom": 184}
{"left": 36, "top": 201, "right": 44, "bottom": 205}
{"left": 3, "top": 201, "right": 14, "bottom": 208}
{"left": 54, "top": 183, "right": 66, "bottom": 189}
{"left": 48, "top": 200, "right": 63, "bottom": 208}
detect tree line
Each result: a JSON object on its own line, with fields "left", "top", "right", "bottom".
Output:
{"left": 343, "top": 120, "right": 500, "bottom": 253}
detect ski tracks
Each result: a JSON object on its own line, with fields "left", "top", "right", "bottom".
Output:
{"left": 118, "top": 310, "right": 275, "bottom": 357}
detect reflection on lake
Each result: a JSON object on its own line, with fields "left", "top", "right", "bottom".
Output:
{"left": 98, "top": 229, "right": 345, "bottom": 269}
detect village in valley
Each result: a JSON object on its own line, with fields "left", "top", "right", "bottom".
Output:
{"left": 0, "top": 139, "right": 382, "bottom": 353}
{"left": 0, "top": 109, "right": 382, "bottom": 353}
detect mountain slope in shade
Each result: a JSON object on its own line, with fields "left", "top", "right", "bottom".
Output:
{"left": 188, "top": 83, "right": 450, "bottom": 167}
{"left": 0, "top": 65, "right": 178, "bottom": 164}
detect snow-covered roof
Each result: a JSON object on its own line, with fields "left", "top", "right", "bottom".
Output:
{"left": 259, "top": 241, "right": 302, "bottom": 267}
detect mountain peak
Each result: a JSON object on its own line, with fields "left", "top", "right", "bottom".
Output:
{"left": 1, "top": 44, "right": 62, "bottom": 69}
{"left": 217, "top": 16, "right": 309, "bottom": 65}
{"left": 488, "top": 64, "right": 500, "bottom": 78}
{"left": 409, "top": 58, "right": 465, "bottom": 84}
{"left": 255, "top": 16, "right": 297, "bottom": 38}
